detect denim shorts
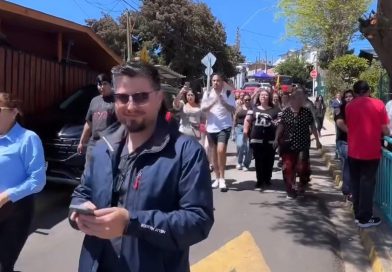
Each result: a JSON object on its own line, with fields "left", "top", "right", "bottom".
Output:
{"left": 207, "top": 127, "right": 231, "bottom": 145}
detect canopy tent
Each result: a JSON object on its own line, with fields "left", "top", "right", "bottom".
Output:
{"left": 252, "top": 71, "right": 274, "bottom": 79}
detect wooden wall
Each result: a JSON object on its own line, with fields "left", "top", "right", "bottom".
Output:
{"left": 0, "top": 46, "right": 97, "bottom": 114}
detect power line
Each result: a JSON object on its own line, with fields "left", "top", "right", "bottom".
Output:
{"left": 119, "top": 0, "right": 139, "bottom": 11}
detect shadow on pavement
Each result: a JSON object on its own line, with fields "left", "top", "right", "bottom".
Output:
{"left": 29, "top": 183, "right": 75, "bottom": 234}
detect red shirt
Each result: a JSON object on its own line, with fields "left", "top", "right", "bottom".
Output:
{"left": 346, "top": 96, "right": 389, "bottom": 159}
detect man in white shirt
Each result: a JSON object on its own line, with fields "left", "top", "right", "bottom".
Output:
{"left": 201, "top": 74, "right": 236, "bottom": 191}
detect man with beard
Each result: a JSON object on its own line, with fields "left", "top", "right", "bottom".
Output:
{"left": 68, "top": 63, "right": 214, "bottom": 272}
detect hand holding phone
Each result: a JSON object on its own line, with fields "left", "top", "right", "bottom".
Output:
{"left": 70, "top": 204, "right": 95, "bottom": 216}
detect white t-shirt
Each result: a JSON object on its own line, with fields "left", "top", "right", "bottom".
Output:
{"left": 201, "top": 88, "right": 236, "bottom": 133}
{"left": 385, "top": 100, "right": 392, "bottom": 129}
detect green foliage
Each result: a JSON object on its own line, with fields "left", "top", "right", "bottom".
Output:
{"left": 277, "top": 0, "right": 371, "bottom": 66}
{"left": 359, "top": 61, "right": 387, "bottom": 97}
{"left": 85, "top": 1, "right": 245, "bottom": 79}
{"left": 328, "top": 54, "right": 369, "bottom": 84}
{"left": 274, "top": 57, "right": 311, "bottom": 84}
{"left": 325, "top": 70, "right": 351, "bottom": 100}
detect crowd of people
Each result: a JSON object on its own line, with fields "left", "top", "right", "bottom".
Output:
{"left": 1, "top": 63, "right": 390, "bottom": 271}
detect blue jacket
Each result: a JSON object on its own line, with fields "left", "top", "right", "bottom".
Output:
{"left": 70, "top": 120, "right": 214, "bottom": 272}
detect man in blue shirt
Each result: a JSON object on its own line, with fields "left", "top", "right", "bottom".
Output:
{"left": 0, "top": 92, "right": 46, "bottom": 272}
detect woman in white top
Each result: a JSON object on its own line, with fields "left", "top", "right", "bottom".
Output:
{"left": 173, "top": 86, "right": 203, "bottom": 141}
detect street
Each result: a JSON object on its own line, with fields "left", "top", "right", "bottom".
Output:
{"left": 15, "top": 123, "right": 371, "bottom": 272}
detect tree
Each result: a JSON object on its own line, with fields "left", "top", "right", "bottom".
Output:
{"left": 85, "top": 1, "right": 245, "bottom": 79}
{"left": 359, "top": 0, "right": 392, "bottom": 94}
{"left": 274, "top": 57, "right": 311, "bottom": 84}
{"left": 278, "top": 0, "right": 371, "bottom": 68}
{"left": 328, "top": 54, "right": 368, "bottom": 84}
{"left": 359, "top": 61, "right": 386, "bottom": 97}
{"left": 138, "top": 0, "right": 243, "bottom": 79}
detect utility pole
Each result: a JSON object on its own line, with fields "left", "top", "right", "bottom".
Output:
{"left": 126, "top": 11, "right": 137, "bottom": 62}
{"left": 235, "top": 27, "right": 240, "bottom": 51}
{"left": 126, "top": 11, "right": 131, "bottom": 62}
{"left": 264, "top": 50, "right": 267, "bottom": 73}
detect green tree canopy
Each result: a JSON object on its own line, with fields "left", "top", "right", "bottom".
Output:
{"left": 85, "top": 1, "right": 245, "bottom": 80}
{"left": 274, "top": 57, "right": 311, "bottom": 84}
{"left": 278, "top": 0, "right": 371, "bottom": 68}
{"left": 328, "top": 54, "right": 369, "bottom": 84}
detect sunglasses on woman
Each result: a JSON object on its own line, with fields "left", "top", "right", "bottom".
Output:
{"left": 113, "top": 91, "right": 155, "bottom": 106}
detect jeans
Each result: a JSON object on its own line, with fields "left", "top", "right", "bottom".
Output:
{"left": 336, "top": 140, "right": 351, "bottom": 195}
{"left": 234, "top": 125, "right": 251, "bottom": 168}
{"left": 348, "top": 157, "right": 380, "bottom": 222}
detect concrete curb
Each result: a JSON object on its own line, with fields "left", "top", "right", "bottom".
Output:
{"left": 318, "top": 147, "right": 392, "bottom": 272}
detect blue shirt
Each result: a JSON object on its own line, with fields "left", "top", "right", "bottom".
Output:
{"left": 0, "top": 123, "right": 46, "bottom": 202}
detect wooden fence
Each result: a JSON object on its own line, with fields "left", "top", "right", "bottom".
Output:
{"left": 0, "top": 46, "right": 97, "bottom": 114}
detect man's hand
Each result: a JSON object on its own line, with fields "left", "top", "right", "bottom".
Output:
{"left": 77, "top": 143, "right": 86, "bottom": 154}
{"left": 273, "top": 139, "right": 279, "bottom": 149}
{"left": 0, "top": 192, "right": 10, "bottom": 209}
{"left": 75, "top": 207, "right": 130, "bottom": 239}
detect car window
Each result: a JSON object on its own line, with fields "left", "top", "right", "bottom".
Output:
{"left": 59, "top": 85, "right": 99, "bottom": 116}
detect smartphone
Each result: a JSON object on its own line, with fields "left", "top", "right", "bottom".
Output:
{"left": 184, "top": 81, "right": 190, "bottom": 90}
{"left": 69, "top": 204, "right": 95, "bottom": 216}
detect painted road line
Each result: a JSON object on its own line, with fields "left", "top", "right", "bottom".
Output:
{"left": 191, "top": 231, "right": 271, "bottom": 272}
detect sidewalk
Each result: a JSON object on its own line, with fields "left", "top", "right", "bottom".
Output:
{"left": 318, "top": 117, "right": 392, "bottom": 272}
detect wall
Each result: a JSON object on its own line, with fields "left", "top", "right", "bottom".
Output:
{"left": 0, "top": 46, "right": 97, "bottom": 114}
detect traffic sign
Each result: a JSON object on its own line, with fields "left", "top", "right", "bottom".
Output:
{"left": 205, "top": 67, "right": 213, "bottom": 76}
{"left": 201, "top": 52, "right": 216, "bottom": 67}
{"left": 310, "top": 69, "right": 318, "bottom": 79}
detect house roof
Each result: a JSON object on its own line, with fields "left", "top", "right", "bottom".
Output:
{"left": 0, "top": 1, "right": 122, "bottom": 72}
{"left": 155, "top": 65, "right": 186, "bottom": 79}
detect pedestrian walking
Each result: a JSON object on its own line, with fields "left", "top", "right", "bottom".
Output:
{"left": 77, "top": 73, "right": 118, "bottom": 156}
{"left": 244, "top": 89, "right": 280, "bottom": 189}
{"left": 201, "top": 73, "right": 236, "bottom": 191}
{"left": 346, "top": 80, "right": 390, "bottom": 228}
{"left": 314, "top": 95, "right": 326, "bottom": 135}
{"left": 234, "top": 94, "right": 252, "bottom": 171}
{"left": 69, "top": 63, "right": 214, "bottom": 272}
{"left": 0, "top": 93, "right": 46, "bottom": 272}
{"left": 173, "top": 84, "right": 203, "bottom": 141}
{"left": 274, "top": 89, "right": 322, "bottom": 199}
{"left": 334, "top": 90, "right": 354, "bottom": 200}
{"left": 272, "top": 92, "right": 281, "bottom": 109}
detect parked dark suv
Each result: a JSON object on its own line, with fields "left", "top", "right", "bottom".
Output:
{"left": 27, "top": 84, "right": 179, "bottom": 185}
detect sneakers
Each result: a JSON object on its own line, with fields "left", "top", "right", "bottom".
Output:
{"left": 242, "top": 167, "right": 249, "bottom": 171}
{"left": 358, "top": 217, "right": 382, "bottom": 228}
{"left": 211, "top": 179, "right": 219, "bottom": 189}
{"left": 219, "top": 178, "right": 228, "bottom": 192}
{"left": 236, "top": 164, "right": 242, "bottom": 170}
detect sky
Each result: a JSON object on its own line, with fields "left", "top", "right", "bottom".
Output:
{"left": 8, "top": 0, "right": 377, "bottom": 64}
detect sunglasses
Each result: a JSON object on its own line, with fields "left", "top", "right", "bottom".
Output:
{"left": 0, "top": 107, "right": 13, "bottom": 113}
{"left": 113, "top": 91, "right": 155, "bottom": 106}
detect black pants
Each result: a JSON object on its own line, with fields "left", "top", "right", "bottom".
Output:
{"left": 252, "top": 143, "right": 275, "bottom": 186}
{"left": 348, "top": 157, "right": 379, "bottom": 222}
{"left": 0, "top": 195, "right": 34, "bottom": 272}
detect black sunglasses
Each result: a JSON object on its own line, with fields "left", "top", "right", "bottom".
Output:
{"left": 113, "top": 91, "right": 155, "bottom": 106}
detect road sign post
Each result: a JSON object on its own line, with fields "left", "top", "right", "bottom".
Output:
{"left": 201, "top": 52, "right": 216, "bottom": 93}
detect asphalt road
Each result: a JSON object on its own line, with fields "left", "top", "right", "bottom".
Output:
{"left": 15, "top": 139, "right": 370, "bottom": 272}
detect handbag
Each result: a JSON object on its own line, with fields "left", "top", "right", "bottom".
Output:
{"left": 182, "top": 125, "right": 201, "bottom": 140}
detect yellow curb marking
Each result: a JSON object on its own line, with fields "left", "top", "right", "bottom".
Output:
{"left": 191, "top": 231, "right": 271, "bottom": 272}
{"left": 360, "top": 230, "right": 385, "bottom": 272}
